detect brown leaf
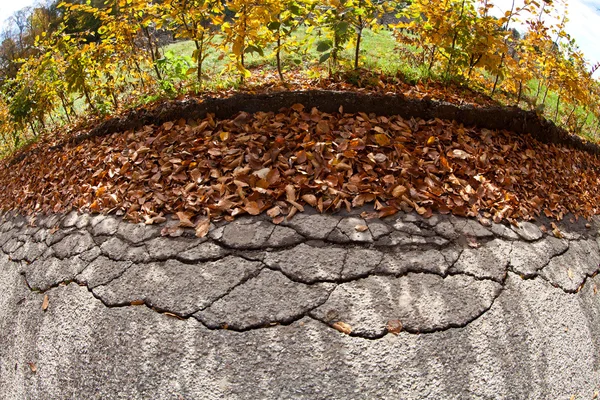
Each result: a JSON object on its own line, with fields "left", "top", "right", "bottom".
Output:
{"left": 233, "top": 112, "right": 250, "bottom": 127}
{"left": 332, "top": 321, "right": 353, "bottom": 335}
{"left": 41, "top": 294, "right": 49, "bottom": 311}
{"left": 130, "top": 300, "right": 145, "bottom": 306}
{"left": 161, "top": 226, "right": 184, "bottom": 237}
{"left": 253, "top": 167, "right": 270, "bottom": 180}
{"left": 378, "top": 206, "right": 398, "bottom": 218}
{"left": 285, "top": 184, "right": 297, "bottom": 202}
{"left": 354, "top": 225, "right": 368, "bottom": 232}
{"left": 551, "top": 222, "right": 564, "bottom": 238}
{"left": 316, "top": 121, "right": 330, "bottom": 134}
{"left": 244, "top": 201, "right": 261, "bottom": 215}
{"left": 302, "top": 194, "right": 317, "bottom": 207}
{"left": 386, "top": 319, "right": 403, "bottom": 335}
{"left": 392, "top": 185, "right": 407, "bottom": 198}
{"left": 267, "top": 206, "right": 281, "bottom": 218}
{"left": 195, "top": 218, "right": 210, "bottom": 238}
{"left": 163, "top": 312, "right": 184, "bottom": 320}
{"left": 176, "top": 211, "right": 195, "bottom": 228}
{"left": 288, "top": 200, "right": 305, "bottom": 212}
{"left": 27, "top": 362, "right": 37, "bottom": 373}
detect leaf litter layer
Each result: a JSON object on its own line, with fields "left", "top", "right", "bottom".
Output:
{"left": 1, "top": 103, "right": 599, "bottom": 235}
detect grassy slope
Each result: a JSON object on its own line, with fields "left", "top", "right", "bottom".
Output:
{"left": 162, "top": 28, "right": 600, "bottom": 142}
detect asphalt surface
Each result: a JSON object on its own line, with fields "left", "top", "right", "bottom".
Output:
{"left": 0, "top": 209, "right": 599, "bottom": 399}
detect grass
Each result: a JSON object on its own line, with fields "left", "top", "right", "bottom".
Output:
{"left": 161, "top": 27, "right": 431, "bottom": 86}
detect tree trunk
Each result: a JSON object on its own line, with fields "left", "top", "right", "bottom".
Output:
{"left": 240, "top": 10, "right": 247, "bottom": 84}
{"left": 82, "top": 83, "right": 97, "bottom": 114}
{"left": 143, "top": 26, "right": 162, "bottom": 81}
{"left": 277, "top": 34, "right": 284, "bottom": 82}
{"left": 58, "top": 94, "right": 71, "bottom": 124}
{"left": 29, "top": 121, "right": 36, "bottom": 137}
{"left": 491, "top": 53, "right": 505, "bottom": 96}
{"left": 565, "top": 105, "right": 576, "bottom": 126}
{"left": 354, "top": 17, "right": 363, "bottom": 70}
{"left": 428, "top": 46, "right": 437, "bottom": 73}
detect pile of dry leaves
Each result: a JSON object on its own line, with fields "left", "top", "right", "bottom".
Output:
{"left": 1, "top": 103, "right": 599, "bottom": 236}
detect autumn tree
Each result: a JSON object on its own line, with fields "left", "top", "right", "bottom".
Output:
{"left": 267, "top": 0, "right": 314, "bottom": 81}
{"left": 221, "top": 0, "right": 280, "bottom": 82}
{"left": 163, "top": 0, "right": 224, "bottom": 85}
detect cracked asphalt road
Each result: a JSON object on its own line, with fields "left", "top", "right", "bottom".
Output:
{"left": 0, "top": 209, "right": 599, "bottom": 399}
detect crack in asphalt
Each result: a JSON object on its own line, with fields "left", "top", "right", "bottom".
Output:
{"left": 13, "top": 256, "right": 582, "bottom": 340}
{"left": 3, "top": 210, "right": 600, "bottom": 339}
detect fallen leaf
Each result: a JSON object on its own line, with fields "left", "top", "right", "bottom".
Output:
{"left": 244, "top": 201, "right": 261, "bottom": 215}
{"left": 253, "top": 167, "right": 270, "bottom": 179}
{"left": 374, "top": 133, "right": 390, "bottom": 146}
{"left": 467, "top": 237, "right": 480, "bottom": 248}
{"left": 316, "top": 121, "right": 330, "bottom": 134}
{"left": 291, "top": 103, "right": 304, "bottom": 112}
{"left": 161, "top": 226, "right": 184, "bottom": 237}
{"left": 332, "top": 321, "right": 353, "bottom": 335}
{"left": 195, "top": 218, "right": 210, "bottom": 238}
{"left": 285, "top": 184, "right": 297, "bottom": 202}
{"left": 130, "top": 300, "right": 145, "bottom": 306}
{"left": 552, "top": 228, "right": 563, "bottom": 239}
{"left": 449, "top": 149, "right": 471, "bottom": 159}
{"left": 163, "top": 312, "right": 184, "bottom": 320}
{"left": 387, "top": 319, "right": 403, "bottom": 335}
{"left": 355, "top": 225, "right": 368, "bottom": 232}
{"left": 392, "top": 185, "right": 407, "bottom": 198}
{"left": 176, "top": 211, "right": 195, "bottom": 228}
{"left": 27, "top": 362, "right": 37, "bottom": 373}
{"left": 41, "top": 294, "right": 49, "bottom": 311}
{"left": 302, "top": 194, "right": 317, "bottom": 207}
{"left": 267, "top": 206, "right": 281, "bottom": 218}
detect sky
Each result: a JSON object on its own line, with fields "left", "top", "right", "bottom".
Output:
{"left": 0, "top": 0, "right": 37, "bottom": 32}
{"left": 490, "top": 0, "right": 600, "bottom": 65}
{"left": 1, "top": 0, "right": 600, "bottom": 64}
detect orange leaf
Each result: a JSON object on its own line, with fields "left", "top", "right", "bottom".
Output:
{"left": 332, "top": 321, "right": 352, "bottom": 335}
{"left": 42, "top": 294, "right": 49, "bottom": 311}
{"left": 374, "top": 133, "right": 391, "bottom": 146}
